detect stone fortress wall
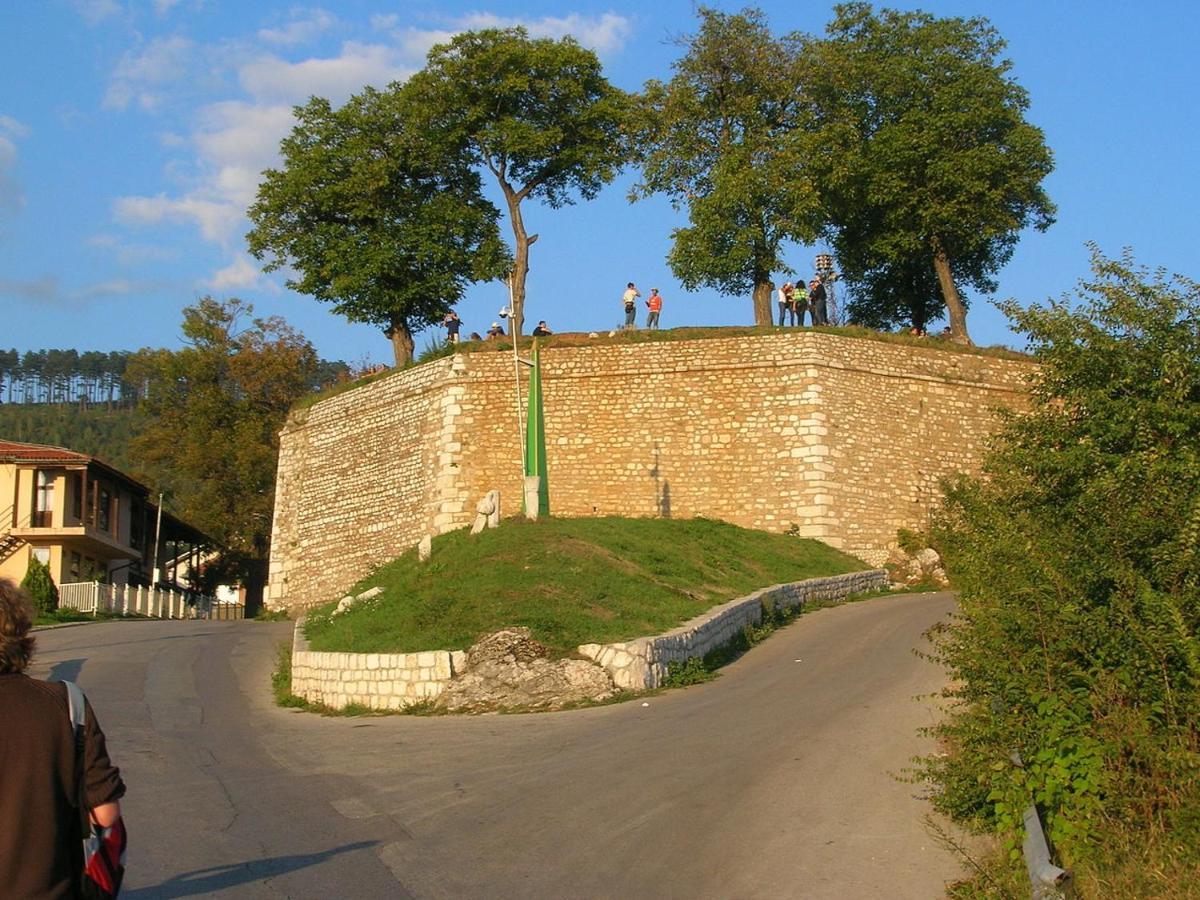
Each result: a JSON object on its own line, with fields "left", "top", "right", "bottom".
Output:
{"left": 267, "top": 331, "right": 1033, "bottom": 611}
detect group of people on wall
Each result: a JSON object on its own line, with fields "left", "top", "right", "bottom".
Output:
{"left": 436, "top": 270, "right": 966, "bottom": 347}
{"left": 774, "top": 276, "right": 829, "bottom": 327}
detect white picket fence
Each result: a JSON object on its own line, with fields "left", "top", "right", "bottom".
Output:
{"left": 58, "top": 582, "right": 244, "bottom": 620}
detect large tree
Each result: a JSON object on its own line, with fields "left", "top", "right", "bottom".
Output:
{"left": 247, "top": 85, "right": 509, "bottom": 366}
{"left": 405, "top": 28, "right": 632, "bottom": 337}
{"left": 129, "top": 298, "right": 319, "bottom": 611}
{"left": 634, "top": 7, "right": 822, "bottom": 326}
{"left": 802, "top": 3, "right": 1055, "bottom": 343}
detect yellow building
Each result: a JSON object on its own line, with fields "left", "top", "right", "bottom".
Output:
{"left": 0, "top": 439, "right": 208, "bottom": 589}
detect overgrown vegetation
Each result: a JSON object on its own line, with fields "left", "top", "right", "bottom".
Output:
{"left": 921, "top": 249, "right": 1200, "bottom": 894}
{"left": 304, "top": 516, "right": 867, "bottom": 655}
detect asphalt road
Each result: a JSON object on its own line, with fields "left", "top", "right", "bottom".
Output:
{"left": 30, "top": 591, "right": 968, "bottom": 899}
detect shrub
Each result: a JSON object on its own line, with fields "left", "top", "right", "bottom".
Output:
{"left": 921, "top": 249, "right": 1200, "bottom": 883}
{"left": 21, "top": 558, "right": 59, "bottom": 616}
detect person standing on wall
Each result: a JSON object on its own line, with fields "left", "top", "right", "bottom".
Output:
{"left": 622, "top": 282, "right": 640, "bottom": 329}
{"left": 776, "top": 282, "right": 792, "bottom": 327}
{"left": 794, "top": 278, "right": 811, "bottom": 326}
{"left": 0, "top": 577, "right": 127, "bottom": 898}
{"left": 443, "top": 310, "right": 462, "bottom": 344}
{"left": 809, "top": 276, "right": 828, "bottom": 326}
{"left": 645, "top": 288, "right": 663, "bottom": 330}
{"left": 531, "top": 320, "right": 553, "bottom": 336}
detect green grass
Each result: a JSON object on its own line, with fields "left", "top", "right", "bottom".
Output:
{"left": 304, "top": 516, "right": 868, "bottom": 655}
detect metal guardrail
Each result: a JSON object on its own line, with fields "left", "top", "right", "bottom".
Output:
{"left": 58, "top": 581, "right": 244, "bottom": 620}
{"left": 1010, "top": 751, "right": 1070, "bottom": 898}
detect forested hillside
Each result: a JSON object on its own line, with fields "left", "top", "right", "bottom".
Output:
{"left": 0, "top": 346, "right": 351, "bottom": 477}
{"left": 0, "top": 404, "right": 145, "bottom": 475}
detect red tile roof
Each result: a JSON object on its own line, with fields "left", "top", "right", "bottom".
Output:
{"left": 0, "top": 440, "right": 91, "bottom": 464}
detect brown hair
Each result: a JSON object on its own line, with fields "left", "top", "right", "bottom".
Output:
{"left": 0, "top": 577, "right": 35, "bottom": 674}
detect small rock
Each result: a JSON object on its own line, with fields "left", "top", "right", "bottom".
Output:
{"left": 418, "top": 534, "right": 432, "bottom": 561}
{"left": 916, "top": 547, "right": 942, "bottom": 569}
{"left": 356, "top": 586, "right": 383, "bottom": 601}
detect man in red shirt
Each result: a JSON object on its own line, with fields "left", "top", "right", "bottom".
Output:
{"left": 645, "top": 288, "right": 664, "bottom": 330}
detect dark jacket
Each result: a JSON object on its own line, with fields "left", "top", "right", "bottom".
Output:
{"left": 0, "top": 674, "right": 125, "bottom": 899}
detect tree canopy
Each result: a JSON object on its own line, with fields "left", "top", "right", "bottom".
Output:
{"left": 405, "top": 27, "right": 632, "bottom": 336}
{"left": 128, "top": 298, "right": 320, "bottom": 609}
{"left": 801, "top": 2, "right": 1055, "bottom": 342}
{"left": 925, "top": 249, "right": 1200, "bottom": 886}
{"left": 247, "top": 85, "right": 510, "bottom": 366}
{"left": 634, "top": 7, "right": 822, "bottom": 325}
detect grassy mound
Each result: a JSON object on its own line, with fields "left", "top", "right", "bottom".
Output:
{"left": 304, "top": 516, "right": 868, "bottom": 655}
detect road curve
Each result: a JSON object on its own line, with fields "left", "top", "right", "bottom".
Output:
{"left": 30, "top": 591, "right": 967, "bottom": 899}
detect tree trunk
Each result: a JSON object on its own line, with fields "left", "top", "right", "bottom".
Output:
{"left": 242, "top": 557, "right": 267, "bottom": 618}
{"left": 931, "top": 235, "right": 972, "bottom": 345}
{"left": 752, "top": 279, "right": 773, "bottom": 326}
{"left": 384, "top": 316, "right": 415, "bottom": 367}
{"left": 910, "top": 270, "right": 927, "bottom": 332}
{"left": 501, "top": 187, "right": 537, "bottom": 338}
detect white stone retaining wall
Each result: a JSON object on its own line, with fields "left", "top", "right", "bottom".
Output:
{"left": 289, "top": 619, "right": 467, "bottom": 710}
{"left": 290, "top": 569, "right": 888, "bottom": 708}
{"left": 578, "top": 569, "right": 889, "bottom": 690}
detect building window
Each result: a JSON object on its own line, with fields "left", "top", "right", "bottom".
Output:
{"left": 33, "top": 547, "right": 50, "bottom": 566}
{"left": 70, "top": 472, "right": 83, "bottom": 522}
{"left": 97, "top": 485, "right": 112, "bottom": 533}
{"left": 34, "top": 471, "right": 54, "bottom": 527}
{"left": 130, "top": 499, "right": 144, "bottom": 550}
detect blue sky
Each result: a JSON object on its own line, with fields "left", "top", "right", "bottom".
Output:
{"left": 1, "top": 1, "right": 1197, "bottom": 365}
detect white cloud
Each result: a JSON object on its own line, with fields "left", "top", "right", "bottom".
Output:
{"left": 0, "top": 276, "right": 59, "bottom": 303}
{"left": 0, "top": 115, "right": 29, "bottom": 218}
{"left": 392, "top": 12, "right": 635, "bottom": 56}
{"left": 114, "top": 193, "right": 243, "bottom": 245}
{"left": 78, "top": 278, "right": 139, "bottom": 298}
{"left": 88, "top": 233, "right": 180, "bottom": 266}
{"left": 73, "top": 0, "right": 121, "bottom": 26}
{"left": 239, "top": 42, "right": 412, "bottom": 104}
{"left": 258, "top": 9, "right": 337, "bottom": 46}
{"left": 104, "top": 36, "right": 195, "bottom": 111}
{"left": 154, "top": 0, "right": 183, "bottom": 14}
{"left": 208, "top": 254, "right": 261, "bottom": 290}
{"left": 0, "top": 115, "right": 30, "bottom": 140}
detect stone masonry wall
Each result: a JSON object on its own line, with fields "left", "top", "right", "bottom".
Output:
{"left": 268, "top": 332, "right": 1033, "bottom": 610}
{"left": 579, "top": 568, "right": 889, "bottom": 690}
{"left": 267, "top": 356, "right": 466, "bottom": 609}
{"left": 290, "top": 617, "right": 467, "bottom": 710}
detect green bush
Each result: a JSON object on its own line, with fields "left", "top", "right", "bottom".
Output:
{"left": 921, "top": 249, "right": 1200, "bottom": 886}
{"left": 21, "top": 558, "right": 59, "bottom": 616}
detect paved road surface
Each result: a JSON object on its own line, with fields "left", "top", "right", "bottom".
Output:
{"left": 31, "top": 592, "right": 967, "bottom": 899}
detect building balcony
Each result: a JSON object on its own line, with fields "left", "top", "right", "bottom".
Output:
{"left": 9, "top": 524, "right": 142, "bottom": 561}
